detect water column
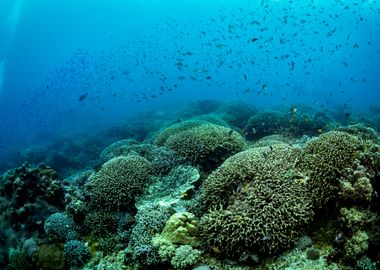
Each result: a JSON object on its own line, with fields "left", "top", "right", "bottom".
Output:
{"left": 0, "top": 0, "right": 23, "bottom": 97}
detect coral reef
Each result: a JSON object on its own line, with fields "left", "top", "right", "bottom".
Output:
{"left": 1, "top": 101, "right": 380, "bottom": 270}
{"left": 126, "top": 203, "right": 172, "bottom": 267}
{"left": 338, "top": 161, "right": 374, "bottom": 202}
{"left": 164, "top": 123, "right": 246, "bottom": 171}
{"left": 44, "top": 212, "right": 78, "bottom": 243}
{"left": 243, "top": 110, "right": 284, "bottom": 140}
{"left": 63, "top": 240, "right": 91, "bottom": 267}
{"left": 7, "top": 248, "right": 30, "bottom": 270}
{"left": 299, "top": 131, "right": 361, "bottom": 207}
{"left": 100, "top": 141, "right": 184, "bottom": 175}
{"left": 155, "top": 119, "right": 210, "bottom": 146}
{"left": 160, "top": 212, "right": 200, "bottom": 246}
{"left": 355, "top": 256, "right": 377, "bottom": 270}
{"left": 0, "top": 164, "right": 65, "bottom": 266}
{"left": 344, "top": 230, "right": 369, "bottom": 259}
{"left": 89, "top": 156, "right": 153, "bottom": 211}
{"left": 200, "top": 144, "right": 313, "bottom": 255}
{"left": 138, "top": 165, "right": 201, "bottom": 207}
{"left": 170, "top": 245, "right": 202, "bottom": 270}
{"left": 32, "top": 244, "right": 65, "bottom": 270}
{"left": 216, "top": 100, "right": 257, "bottom": 128}
{"left": 99, "top": 139, "right": 138, "bottom": 163}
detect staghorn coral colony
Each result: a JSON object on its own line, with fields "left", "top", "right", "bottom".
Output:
{"left": 0, "top": 100, "right": 380, "bottom": 270}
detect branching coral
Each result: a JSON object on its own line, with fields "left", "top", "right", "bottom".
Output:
{"left": 89, "top": 156, "right": 152, "bottom": 211}
{"left": 164, "top": 123, "right": 246, "bottom": 171}
{"left": 299, "top": 131, "right": 361, "bottom": 207}
{"left": 200, "top": 144, "right": 313, "bottom": 255}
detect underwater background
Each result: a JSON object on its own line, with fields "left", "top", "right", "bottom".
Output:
{"left": 0, "top": 0, "right": 380, "bottom": 269}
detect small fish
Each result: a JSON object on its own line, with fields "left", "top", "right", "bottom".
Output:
{"left": 251, "top": 37, "right": 259, "bottom": 43}
{"left": 78, "top": 93, "right": 88, "bottom": 102}
{"left": 290, "top": 106, "right": 298, "bottom": 114}
{"left": 290, "top": 61, "right": 295, "bottom": 71}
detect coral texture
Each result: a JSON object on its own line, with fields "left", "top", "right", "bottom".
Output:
{"left": 89, "top": 156, "right": 152, "bottom": 210}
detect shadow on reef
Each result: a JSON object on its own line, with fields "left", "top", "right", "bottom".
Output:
{"left": 0, "top": 99, "right": 380, "bottom": 269}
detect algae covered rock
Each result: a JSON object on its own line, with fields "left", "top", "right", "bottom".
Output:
{"left": 89, "top": 155, "right": 153, "bottom": 211}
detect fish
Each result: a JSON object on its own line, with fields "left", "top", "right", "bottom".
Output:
{"left": 78, "top": 93, "right": 88, "bottom": 102}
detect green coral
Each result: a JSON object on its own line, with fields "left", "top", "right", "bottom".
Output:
{"left": 355, "top": 256, "right": 377, "bottom": 270}
{"left": 160, "top": 212, "right": 200, "bottom": 246}
{"left": 170, "top": 245, "right": 202, "bottom": 270}
{"left": 83, "top": 211, "right": 118, "bottom": 237}
{"left": 339, "top": 207, "right": 374, "bottom": 231}
{"left": 151, "top": 236, "right": 176, "bottom": 262}
{"left": 44, "top": 213, "right": 78, "bottom": 243}
{"left": 200, "top": 144, "right": 313, "bottom": 255}
{"left": 7, "top": 248, "right": 30, "bottom": 270}
{"left": 344, "top": 230, "right": 369, "bottom": 259}
{"left": 89, "top": 156, "right": 152, "bottom": 211}
{"left": 300, "top": 131, "right": 361, "bottom": 207}
{"left": 164, "top": 124, "right": 246, "bottom": 171}
{"left": 63, "top": 240, "right": 91, "bottom": 267}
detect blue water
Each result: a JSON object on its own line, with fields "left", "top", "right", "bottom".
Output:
{"left": 0, "top": 0, "right": 379, "bottom": 169}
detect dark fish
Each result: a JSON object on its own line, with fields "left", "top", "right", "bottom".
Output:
{"left": 290, "top": 61, "right": 295, "bottom": 70}
{"left": 78, "top": 93, "right": 88, "bottom": 102}
{"left": 251, "top": 37, "right": 259, "bottom": 43}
